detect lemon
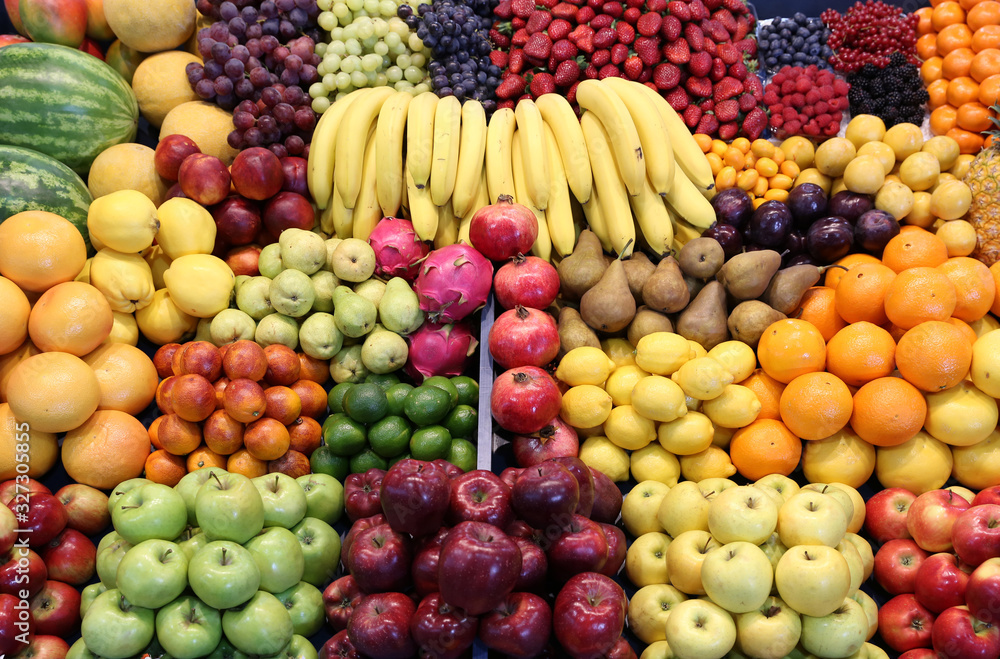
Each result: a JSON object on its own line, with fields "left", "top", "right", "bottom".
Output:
{"left": 972, "top": 330, "right": 1000, "bottom": 397}
{"left": 712, "top": 425, "right": 735, "bottom": 449}
{"left": 605, "top": 405, "right": 657, "bottom": 450}
{"left": 857, "top": 141, "right": 896, "bottom": 175}
{"left": 707, "top": 341, "right": 757, "bottom": 383}
{"left": 815, "top": 137, "right": 857, "bottom": 178}
{"left": 631, "top": 375, "right": 688, "bottom": 423}
{"left": 679, "top": 446, "right": 736, "bottom": 481}
{"left": 922, "top": 135, "right": 961, "bottom": 171}
{"left": 845, "top": 114, "right": 887, "bottom": 149}
{"left": 635, "top": 332, "right": 690, "bottom": 376}
{"left": 875, "top": 180, "right": 915, "bottom": 221}
{"left": 899, "top": 152, "right": 941, "bottom": 192}
{"left": 630, "top": 443, "right": 681, "bottom": 486}
{"left": 795, "top": 168, "right": 833, "bottom": 194}
{"left": 952, "top": 430, "right": 1000, "bottom": 490}
{"left": 657, "top": 411, "right": 714, "bottom": 455}
{"left": 684, "top": 394, "right": 701, "bottom": 411}
{"left": 671, "top": 357, "right": 734, "bottom": 400}
{"left": 924, "top": 381, "right": 999, "bottom": 447}
{"left": 830, "top": 177, "right": 848, "bottom": 196}
{"left": 701, "top": 384, "right": 762, "bottom": 429}
{"left": 843, "top": 155, "right": 886, "bottom": 195}
{"left": 605, "top": 365, "right": 649, "bottom": 406}
{"left": 883, "top": 123, "right": 924, "bottom": 161}
{"left": 780, "top": 136, "right": 815, "bottom": 169}
{"left": 555, "top": 346, "right": 617, "bottom": 387}
{"left": 876, "top": 430, "right": 952, "bottom": 494}
{"left": 687, "top": 340, "right": 708, "bottom": 359}
{"left": 802, "top": 427, "right": 876, "bottom": 489}
{"left": 560, "top": 385, "right": 613, "bottom": 429}
{"left": 971, "top": 314, "right": 1000, "bottom": 338}
{"left": 578, "top": 436, "right": 630, "bottom": 482}
{"left": 930, "top": 180, "right": 973, "bottom": 221}
{"left": 951, "top": 154, "right": 975, "bottom": 179}
{"left": 160, "top": 101, "right": 240, "bottom": 165}
{"left": 937, "top": 219, "right": 978, "bottom": 257}
{"left": 601, "top": 337, "right": 637, "bottom": 368}
{"left": 905, "top": 191, "right": 935, "bottom": 229}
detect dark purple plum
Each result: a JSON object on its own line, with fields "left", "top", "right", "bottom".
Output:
{"left": 787, "top": 183, "right": 829, "bottom": 229}
{"left": 749, "top": 201, "right": 793, "bottom": 248}
{"left": 787, "top": 254, "right": 817, "bottom": 267}
{"left": 828, "top": 191, "right": 874, "bottom": 224}
{"left": 854, "top": 210, "right": 900, "bottom": 255}
{"left": 701, "top": 223, "right": 743, "bottom": 260}
{"left": 781, "top": 231, "right": 807, "bottom": 265}
{"left": 806, "top": 216, "right": 854, "bottom": 264}
{"left": 711, "top": 188, "right": 753, "bottom": 228}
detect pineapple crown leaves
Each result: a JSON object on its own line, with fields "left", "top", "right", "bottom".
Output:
{"left": 986, "top": 103, "right": 1000, "bottom": 140}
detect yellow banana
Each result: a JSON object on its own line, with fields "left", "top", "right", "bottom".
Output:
{"left": 434, "top": 198, "right": 460, "bottom": 249}
{"left": 319, "top": 202, "right": 335, "bottom": 235}
{"left": 580, "top": 111, "right": 635, "bottom": 258}
{"left": 406, "top": 92, "right": 439, "bottom": 190}
{"left": 542, "top": 123, "right": 575, "bottom": 258}
{"left": 458, "top": 167, "right": 489, "bottom": 245}
{"left": 535, "top": 93, "right": 592, "bottom": 204}
{"left": 511, "top": 131, "right": 551, "bottom": 262}
{"left": 575, "top": 79, "right": 645, "bottom": 197}
{"left": 330, "top": 182, "right": 353, "bottom": 240}
{"left": 406, "top": 164, "right": 438, "bottom": 241}
{"left": 581, "top": 180, "right": 612, "bottom": 253}
{"left": 375, "top": 90, "right": 413, "bottom": 217}
{"left": 669, "top": 209, "right": 705, "bottom": 249}
{"left": 430, "top": 95, "right": 462, "bottom": 206}
{"left": 352, "top": 131, "right": 383, "bottom": 241}
{"left": 451, "top": 100, "right": 487, "bottom": 218}
{"left": 513, "top": 99, "right": 550, "bottom": 210}
{"left": 630, "top": 175, "right": 674, "bottom": 257}
{"left": 631, "top": 81, "right": 714, "bottom": 190}
{"left": 663, "top": 165, "right": 716, "bottom": 229}
{"left": 307, "top": 88, "right": 368, "bottom": 210}
{"left": 485, "top": 107, "right": 516, "bottom": 204}
{"left": 600, "top": 77, "right": 675, "bottom": 196}
{"left": 335, "top": 86, "right": 395, "bottom": 209}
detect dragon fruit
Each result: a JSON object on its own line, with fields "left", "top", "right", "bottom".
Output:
{"left": 404, "top": 320, "right": 479, "bottom": 382}
{"left": 413, "top": 244, "right": 494, "bottom": 323}
{"left": 367, "top": 217, "right": 430, "bottom": 281}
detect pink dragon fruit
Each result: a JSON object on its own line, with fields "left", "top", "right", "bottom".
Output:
{"left": 367, "top": 217, "right": 430, "bottom": 281}
{"left": 404, "top": 321, "right": 479, "bottom": 382}
{"left": 413, "top": 244, "right": 494, "bottom": 323}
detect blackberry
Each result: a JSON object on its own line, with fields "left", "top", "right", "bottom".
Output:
{"left": 846, "top": 53, "right": 927, "bottom": 127}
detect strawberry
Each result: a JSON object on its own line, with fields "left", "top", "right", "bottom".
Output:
{"left": 602, "top": 1, "right": 623, "bottom": 17}
{"left": 552, "top": 2, "right": 578, "bottom": 19}
{"left": 695, "top": 112, "right": 719, "bottom": 135}
{"left": 699, "top": 98, "right": 714, "bottom": 112}
{"left": 524, "top": 32, "right": 553, "bottom": 59}
{"left": 566, "top": 81, "right": 581, "bottom": 105}
{"left": 623, "top": 6, "right": 641, "bottom": 23}
{"left": 700, "top": 19, "right": 728, "bottom": 42}
{"left": 718, "top": 121, "right": 739, "bottom": 140}
{"left": 498, "top": 100, "right": 516, "bottom": 111}
{"left": 735, "top": 14, "right": 750, "bottom": 40}
{"left": 741, "top": 106, "right": 767, "bottom": 140}
{"left": 530, "top": 72, "right": 557, "bottom": 97}
{"left": 703, "top": 0, "right": 722, "bottom": 9}
{"left": 684, "top": 24, "right": 705, "bottom": 52}
{"left": 653, "top": 62, "right": 681, "bottom": 90}
{"left": 496, "top": 74, "right": 528, "bottom": 99}
{"left": 526, "top": 10, "right": 552, "bottom": 34}
{"left": 576, "top": 5, "right": 596, "bottom": 22}
{"left": 593, "top": 26, "right": 617, "bottom": 48}
{"left": 689, "top": 0, "right": 709, "bottom": 21}
{"left": 512, "top": 28, "right": 530, "bottom": 47}
{"left": 591, "top": 14, "right": 613, "bottom": 29}
{"left": 551, "top": 39, "right": 578, "bottom": 61}
{"left": 688, "top": 52, "right": 712, "bottom": 77}
{"left": 555, "top": 59, "right": 581, "bottom": 86}
{"left": 545, "top": 19, "right": 568, "bottom": 41}
{"left": 735, "top": 38, "right": 757, "bottom": 56}
{"left": 625, "top": 0, "right": 643, "bottom": 7}
{"left": 738, "top": 92, "right": 757, "bottom": 112}
{"left": 647, "top": 0, "right": 667, "bottom": 11}
{"left": 592, "top": 49, "right": 611, "bottom": 67}
{"left": 683, "top": 104, "right": 703, "bottom": 128}
{"left": 712, "top": 9, "right": 738, "bottom": 34}
{"left": 634, "top": 36, "right": 660, "bottom": 67}
{"left": 666, "top": 1, "right": 691, "bottom": 21}
{"left": 598, "top": 63, "right": 622, "bottom": 79}
{"left": 660, "top": 14, "right": 682, "bottom": 40}
{"left": 743, "top": 75, "right": 763, "bottom": 100}
{"left": 509, "top": 49, "right": 527, "bottom": 74}
{"left": 511, "top": 0, "right": 535, "bottom": 18}
{"left": 714, "top": 98, "right": 739, "bottom": 122}
{"left": 709, "top": 57, "right": 726, "bottom": 81}
{"left": 639, "top": 66, "right": 652, "bottom": 82}
{"left": 721, "top": 0, "right": 746, "bottom": 12}
{"left": 494, "top": 0, "right": 514, "bottom": 19}
{"left": 611, "top": 43, "right": 629, "bottom": 65}
{"left": 713, "top": 76, "right": 743, "bottom": 102}
{"left": 584, "top": 63, "right": 599, "bottom": 79}
{"left": 703, "top": 40, "right": 717, "bottom": 56}
{"left": 685, "top": 75, "right": 712, "bottom": 99}
{"left": 490, "top": 29, "right": 511, "bottom": 49}
{"left": 729, "top": 61, "right": 748, "bottom": 81}
{"left": 663, "top": 39, "right": 690, "bottom": 65}
{"left": 665, "top": 87, "right": 691, "bottom": 112}
{"left": 586, "top": 0, "right": 602, "bottom": 9}
{"left": 717, "top": 43, "right": 739, "bottom": 65}
{"left": 568, "top": 24, "right": 595, "bottom": 53}
{"left": 616, "top": 21, "right": 635, "bottom": 44}
{"left": 636, "top": 13, "right": 662, "bottom": 36}
{"left": 537, "top": 0, "right": 558, "bottom": 9}
{"left": 624, "top": 55, "right": 643, "bottom": 80}
{"left": 489, "top": 50, "right": 510, "bottom": 68}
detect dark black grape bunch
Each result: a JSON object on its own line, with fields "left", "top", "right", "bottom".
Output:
{"left": 196, "top": 0, "right": 322, "bottom": 42}
{"left": 758, "top": 13, "right": 834, "bottom": 73}
{"left": 398, "top": 0, "right": 500, "bottom": 111}
{"left": 846, "top": 52, "right": 929, "bottom": 127}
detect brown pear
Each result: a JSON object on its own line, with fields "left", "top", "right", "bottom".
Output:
{"left": 678, "top": 237, "right": 725, "bottom": 279}
{"left": 727, "top": 300, "right": 787, "bottom": 348}
{"left": 763, "top": 264, "right": 823, "bottom": 315}
{"left": 684, "top": 275, "right": 705, "bottom": 301}
{"left": 579, "top": 255, "right": 636, "bottom": 333}
{"left": 641, "top": 256, "right": 690, "bottom": 314}
{"left": 627, "top": 306, "right": 674, "bottom": 347}
{"left": 557, "top": 307, "right": 601, "bottom": 358}
{"left": 623, "top": 251, "right": 656, "bottom": 303}
{"left": 557, "top": 230, "right": 607, "bottom": 301}
{"left": 716, "top": 250, "right": 782, "bottom": 300}
{"left": 676, "top": 281, "right": 728, "bottom": 350}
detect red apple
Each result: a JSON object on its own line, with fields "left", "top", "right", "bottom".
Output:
{"left": 953, "top": 504, "right": 1000, "bottom": 567}
{"left": 231, "top": 147, "right": 284, "bottom": 200}
{"left": 916, "top": 552, "right": 973, "bottom": 614}
{"left": 899, "top": 650, "right": 940, "bottom": 659}
{"left": 347, "top": 592, "right": 416, "bottom": 659}
{"left": 409, "top": 592, "right": 478, "bottom": 659}
{"left": 0, "top": 480, "right": 50, "bottom": 506}
{"left": 179, "top": 153, "right": 231, "bottom": 206}
{"left": 430, "top": 459, "right": 463, "bottom": 480}
{"left": 28, "top": 580, "right": 79, "bottom": 637}
{"left": 511, "top": 417, "right": 579, "bottom": 468}
{"left": 280, "top": 156, "right": 309, "bottom": 196}
{"left": 9, "top": 493, "right": 67, "bottom": 548}
{"left": 4, "top": 0, "right": 25, "bottom": 34}
{"left": 966, "top": 557, "right": 1000, "bottom": 624}
{"left": 604, "top": 637, "right": 638, "bottom": 659}
{"left": 0, "top": 505, "right": 16, "bottom": 555}
{"left": 866, "top": 487, "right": 917, "bottom": 544}
{"left": 448, "top": 469, "right": 513, "bottom": 529}
{"left": 0, "top": 592, "right": 32, "bottom": 656}
{"left": 344, "top": 469, "right": 385, "bottom": 522}
{"left": 510, "top": 462, "right": 579, "bottom": 533}
{"left": 78, "top": 36, "right": 103, "bottom": 58}
{"left": 13, "top": 634, "right": 70, "bottom": 659}
{"left": 411, "top": 527, "right": 448, "bottom": 598}
{"left": 438, "top": 521, "right": 522, "bottom": 615}
{"left": 340, "top": 513, "right": 386, "bottom": 572}
{"left": 379, "top": 459, "right": 450, "bottom": 537}
{"left": 546, "top": 515, "right": 609, "bottom": 582}
{"left": 322, "top": 575, "right": 362, "bottom": 633}
{"left": 599, "top": 523, "right": 626, "bottom": 578}
{"left": 479, "top": 591, "right": 552, "bottom": 658}
{"left": 226, "top": 245, "right": 262, "bottom": 276}
{"left": 320, "top": 630, "right": 360, "bottom": 659}
{"left": 0, "top": 34, "right": 30, "bottom": 47}
{"left": 879, "top": 593, "right": 936, "bottom": 652}
{"left": 932, "top": 605, "right": 1000, "bottom": 659}
{"left": 19, "top": 0, "right": 87, "bottom": 47}
{"left": 213, "top": 196, "right": 262, "bottom": 247}
{"left": 38, "top": 529, "right": 95, "bottom": 586}
{"left": 0, "top": 547, "right": 46, "bottom": 598}
{"left": 973, "top": 487, "right": 1000, "bottom": 508}
{"left": 499, "top": 467, "right": 524, "bottom": 490}
{"left": 54, "top": 484, "right": 109, "bottom": 537}
{"left": 553, "top": 572, "right": 627, "bottom": 659}
{"left": 908, "top": 489, "right": 971, "bottom": 553}
{"left": 263, "top": 191, "right": 316, "bottom": 237}
{"left": 346, "top": 524, "right": 412, "bottom": 594}
{"left": 590, "top": 468, "right": 623, "bottom": 525}
{"left": 155, "top": 134, "right": 201, "bottom": 181}
{"left": 875, "top": 539, "right": 929, "bottom": 595}
{"left": 549, "top": 457, "right": 596, "bottom": 518}
{"left": 164, "top": 182, "right": 187, "bottom": 201}
{"left": 512, "top": 536, "right": 548, "bottom": 594}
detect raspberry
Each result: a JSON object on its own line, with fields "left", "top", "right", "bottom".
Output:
{"left": 782, "top": 106, "right": 797, "bottom": 120}
{"left": 817, "top": 113, "right": 833, "bottom": 127}
{"left": 814, "top": 101, "right": 829, "bottom": 114}
{"left": 794, "top": 77, "right": 812, "bottom": 93}
{"left": 802, "top": 106, "right": 815, "bottom": 117}
{"left": 805, "top": 89, "right": 821, "bottom": 106}
{"left": 820, "top": 87, "right": 834, "bottom": 101}
{"left": 772, "top": 73, "right": 786, "bottom": 85}
{"left": 789, "top": 93, "right": 805, "bottom": 107}
{"left": 780, "top": 80, "right": 795, "bottom": 95}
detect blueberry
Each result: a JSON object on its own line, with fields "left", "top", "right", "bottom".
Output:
{"left": 780, "top": 28, "right": 792, "bottom": 38}
{"left": 780, "top": 53, "right": 793, "bottom": 63}
{"left": 766, "top": 56, "right": 778, "bottom": 66}
{"left": 792, "top": 36, "right": 804, "bottom": 48}
{"left": 793, "top": 52, "right": 806, "bottom": 61}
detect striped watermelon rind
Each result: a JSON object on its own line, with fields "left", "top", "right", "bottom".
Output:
{"left": 0, "top": 145, "right": 94, "bottom": 253}
{"left": 0, "top": 43, "right": 139, "bottom": 175}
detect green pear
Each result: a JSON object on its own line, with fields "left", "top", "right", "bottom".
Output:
{"left": 210, "top": 309, "right": 257, "bottom": 346}
{"left": 255, "top": 313, "right": 298, "bottom": 350}
{"left": 270, "top": 270, "right": 316, "bottom": 318}
{"left": 311, "top": 271, "right": 340, "bottom": 313}
{"left": 332, "top": 286, "right": 377, "bottom": 338}
{"left": 299, "top": 312, "right": 343, "bottom": 360}
{"left": 354, "top": 279, "right": 386, "bottom": 308}
{"left": 329, "top": 345, "right": 368, "bottom": 383}
{"left": 280, "top": 228, "right": 327, "bottom": 275}
{"left": 361, "top": 326, "right": 409, "bottom": 374}
{"left": 378, "top": 277, "right": 424, "bottom": 335}
{"left": 235, "top": 276, "right": 273, "bottom": 320}
{"left": 258, "top": 243, "right": 284, "bottom": 279}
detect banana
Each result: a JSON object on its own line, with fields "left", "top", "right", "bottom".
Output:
{"left": 663, "top": 165, "right": 716, "bottom": 229}
{"left": 434, "top": 198, "right": 460, "bottom": 249}
{"left": 669, "top": 209, "right": 705, "bottom": 249}
{"left": 307, "top": 88, "right": 368, "bottom": 210}
{"left": 335, "top": 86, "right": 395, "bottom": 209}
{"left": 542, "top": 124, "right": 575, "bottom": 258}
{"left": 451, "top": 100, "right": 487, "bottom": 218}
{"left": 330, "top": 182, "right": 354, "bottom": 240}
{"left": 406, "top": 92, "right": 439, "bottom": 191}
{"left": 511, "top": 131, "right": 551, "bottom": 262}
{"left": 319, "top": 202, "right": 335, "bottom": 235}
{"left": 580, "top": 111, "right": 635, "bottom": 258}
{"left": 458, "top": 167, "right": 489, "bottom": 245}
{"left": 429, "top": 95, "right": 462, "bottom": 206}
{"left": 352, "top": 130, "right": 382, "bottom": 241}
{"left": 575, "top": 80, "right": 645, "bottom": 197}
{"left": 513, "top": 99, "right": 550, "bottom": 211}
{"left": 630, "top": 175, "right": 674, "bottom": 257}
{"left": 375, "top": 90, "right": 413, "bottom": 217}
{"left": 581, "top": 181, "right": 612, "bottom": 253}
{"left": 406, "top": 164, "right": 438, "bottom": 241}
{"left": 485, "top": 107, "right": 516, "bottom": 204}
{"left": 535, "top": 93, "right": 592, "bottom": 204}
{"left": 600, "top": 78, "right": 675, "bottom": 197}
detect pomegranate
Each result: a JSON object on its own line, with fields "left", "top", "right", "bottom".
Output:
{"left": 468, "top": 194, "right": 539, "bottom": 261}
{"left": 491, "top": 366, "right": 562, "bottom": 435}
{"left": 493, "top": 254, "right": 560, "bottom": 311}
{"left": 511, "top": 417, "right": 580, "bottom": 467}
{"left": 488, "top": 306, "right": 560, "bottom": 370}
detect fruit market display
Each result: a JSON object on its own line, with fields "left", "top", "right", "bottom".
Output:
{"left": 757, "top": 13, "right": 834, "bottom": 73}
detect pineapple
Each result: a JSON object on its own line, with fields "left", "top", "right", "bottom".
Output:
{"left": 965, "top": 108, "right": 1000, "bottom": 266}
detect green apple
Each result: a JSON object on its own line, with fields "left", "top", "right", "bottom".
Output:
{"left": 155, "top": 595, "right": 223, "bottom": 659}
{"left": 195, "top": 471, "right": 264, "bottom": 544}
{"left": 754, "top": 474, "right": 800, "bottom": 505}
{"left": 844, "top": 532, "right": 875, "bottom": 582}
{"left": 178, "top": 528, "right": 209, "bottom": 561}
{"left": 244, "top": 527, "right": 305, "bottom": 593}
{"left": 627, "top": 583, "right": 687, "bottom": 644}
{"left": 760, "top": 532, "right": 789, "bottom": 577}
{"left": 777, "top": 491, "right": 849, "bottom": 548}
{"left": 96, "top": 530, "right": 123, "bottom": 556}
{"left": 175, "top": 468, "right": 228, "bottom": 527}
{"left": 274, "top": 581, "right": 325, "bottom": 637}
{"left": 851, "top": 590, "right": 879, "bottom": 640}
{"left": 96, "top": 536, "right": 133, "bottom": 589}
{"left": 625, "top": 531, "right": 671, "bottom": 588}
{"left": 295, "top": 473, "right": 344, "bottom": 526}
{"left": 283, "top": 635, "right": 320, "bottom": 659}
{"left": 111, "top": 483, "right": 188, "bottom": 545}
{"left": 66, "top": 639, "right": 104, "bottom": 659}
{"left": 734, "top": 595, "right": 802, "bottom": 659}
{"left": 187, "top": 541, "right": 261, "bottom": 610}
{"left": 222, "top": 591, "right": 295, "bottom": 656}
{"left": 204, "top": 637, "right": 249, "bottom": 659}
{"left": 638, "top": 640, "right": 675, "bottom": 659}
{"left": 107, "top": 478, "right": 152, "bottom": 514}
{"left": 80, "top": 589, "right": 155, "bottom": 658}
{"left": 116, "top": 539, "right": 189, "bottom": 609}
{"left": 707, "top": 486, "right": 779, "bottom": 546}
{"left": 291, "top": 517, "right": 341, "bottom": 587}
{"left": 701, "top": 541, "right": 773, "bottom": 614}
{"left": 663, "top": 598, "right": 737, "bottom": 659}
{"left": 657, "top": 480, "right": 718, "bottom": 538}
{"left": 835, "top": 539, "right": 865, "bottom": 596}
{"left": 621, "top": 480, "right": 670, "bottom": 537}
{"left": 774, "top": 545, "right": 852, "bottom": 618}
{"left": 665, "top": 529, "right": 720, "bottom": 596}
{"left": 799, "top": 597, "right": 869, "bottom": 658}
{"left": 252, "top": 473, "right": 308, "bottom": 529}
{"left": 80, "top": 582, "right": 108, "bottom": 619}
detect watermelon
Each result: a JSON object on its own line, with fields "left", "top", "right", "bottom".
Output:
{"left": 0, "top": 145, "right": 93, "bottom": 252}
{"left": 0, "top": 43, "right": 138, "bottom": 175}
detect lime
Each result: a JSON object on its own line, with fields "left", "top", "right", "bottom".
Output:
{"left": 350, "top": 448, "right": 388, "bottom": 474}
{"left": 309, "top": 445, "right": 350, "bottom": 482}
{"left": 322, "top": 413, "right": 367, "bottom": 457}
{"left": 403, "top": 385, "right": 453, "bottom": 426}
{"left": 365, "top": 372, "right": 401, "bottom": 392}
{"left": 328, "top": 382, "right": 354, "bottom": 414}
{"left": 447, "top": 438, "right": 478, "bottom": 473}
{"left": 442, "top": 404, "right": 477, "bottom": 440}
{"left": 410, "top": 425, "right": 453, "bottom": 461}
{"left": 385, "top": 383, "right": 414, "bottom": 417}
{"left": 450, "top": 376, "right": 479, "bottom": 407}
{"left": 387, "top": 452, "right": 412, "bottom": 468}
{"left": 343, "top": 383, "right": 389, "bottom": 424}
{"left": 423, "top": 376, "right": 460, "bottom": 408}
{"left": 368, "top": 416, "right": 412, "bottom": 458}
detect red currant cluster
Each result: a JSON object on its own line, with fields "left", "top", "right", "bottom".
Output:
{"left": 821, "top": 0, "right": 919, "bottom": 73}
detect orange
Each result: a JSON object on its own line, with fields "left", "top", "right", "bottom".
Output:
{"left": 884, "top": 267, "right": 959, "bottom": 329}
{"left": 932, "top": 104, "right": 960, "bottom": 134}
{"left": 227, "top": 448, "right": 268, "bottom": 478}
{"left": 896, "top": 320, "right": 974, "bottom": 391}
{"left": 973, "top": 25, "right": 1000, "bottom": 51}
{"left": 729, "top": 419, "right": 803, "bottom": 480}
{"left": 933, "top": 2, "right": 968, "bottom": 30}
{"left": 990, "top": 261, "right": 1000, "bottom": 314}
{"left": 969, "top": 0, "right": 1000, "bottom": 29}
{"left": 948, "top": 76, "right": 981, "bottom": 106}
{"left": 779, "top": 371, "right": 853, "bottom": 441}
{"left": 971, "top": 48, "right": 1000, "bottom": 82}
{"left": 0, "top": 277, "right": 29, "bottom": 355}
{"left": 82, "top": 343, "right": 159, "bottom": 416}
{"left": 957, "top": 101, "right": 996, "bottom": 131}
{"left": 978, "top": 74, "right": 1000, "bottom": 104}
{"left": 757, "top": 319, "right": 827, "bottom": 384}
{"left": 943, "top": 47, "right": 976, "bottom": 78}
{"left": 947, "top": 317, "right": 980, "bottom": 346}
{"left": 826, "top": 322, "right": 897, "bottom": 387}
{"left": 883, "top": 322, "right": 909, "bottom": 343}
{"left": 923, "top": 55, "right": 945, "bottom": 83}
{"left": 0, "top": 341, "right": 40, "bottom": 404}
{"left": 825, "top": 254, "right": 880, "bottom": 289}
{"left": 849, "top": 377, "right": 928, "bottom": 447}
{"left": 738, "top": 368, "right": 786, "bottom": 421}
{"left": 62, "top": 409, "right": 151, "bottom": 489}
{"left": 27, "top": 281, "right": 113, "bottom": 356}
{"left": 157, "top": 413, "right": 202, "bottom": 456}
{"left": 148, "top": 415, "right": 164, "bottom": 450}
{"left": 0, "top": 211, "right": 87, "bottom": 293}
{"left": 947, "top": 126, "right": 987, "bottom": 153}
{"left": 243, "top": 417, "right": 289, "bottom": 461}
{"left": 917, "top": 6, "right": 936, "bottom": 33}
{"left": 834, "top": 262, "right": 897, "bottom": 325}
{"left": 5, "top": 352, "right": 100, "bottom": 433}
{"left": 187, "top": 445, "right": 228, "bottom": 471}
{"left": 939, "top": 23, "right": 975, "bottom": 54}
{"left": 882, "top": 229, "right": 950, "bottom": 272}
{"left": 920, "top": 33, "right": 941, "bottom": 61}
{"left": 962, "top": 0, "right": 988, "bottom": 9}
{"left": 938, "top": 256, "right": 997, "bottom": 321}
{"left": 0, "top": 403, "right": 57, "bottom": 479}
{"left": 144, "top": 449, "right": 186, "bottom": 486}
{"left": 795, "top": 286, "right": 847, "bottom": 342}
